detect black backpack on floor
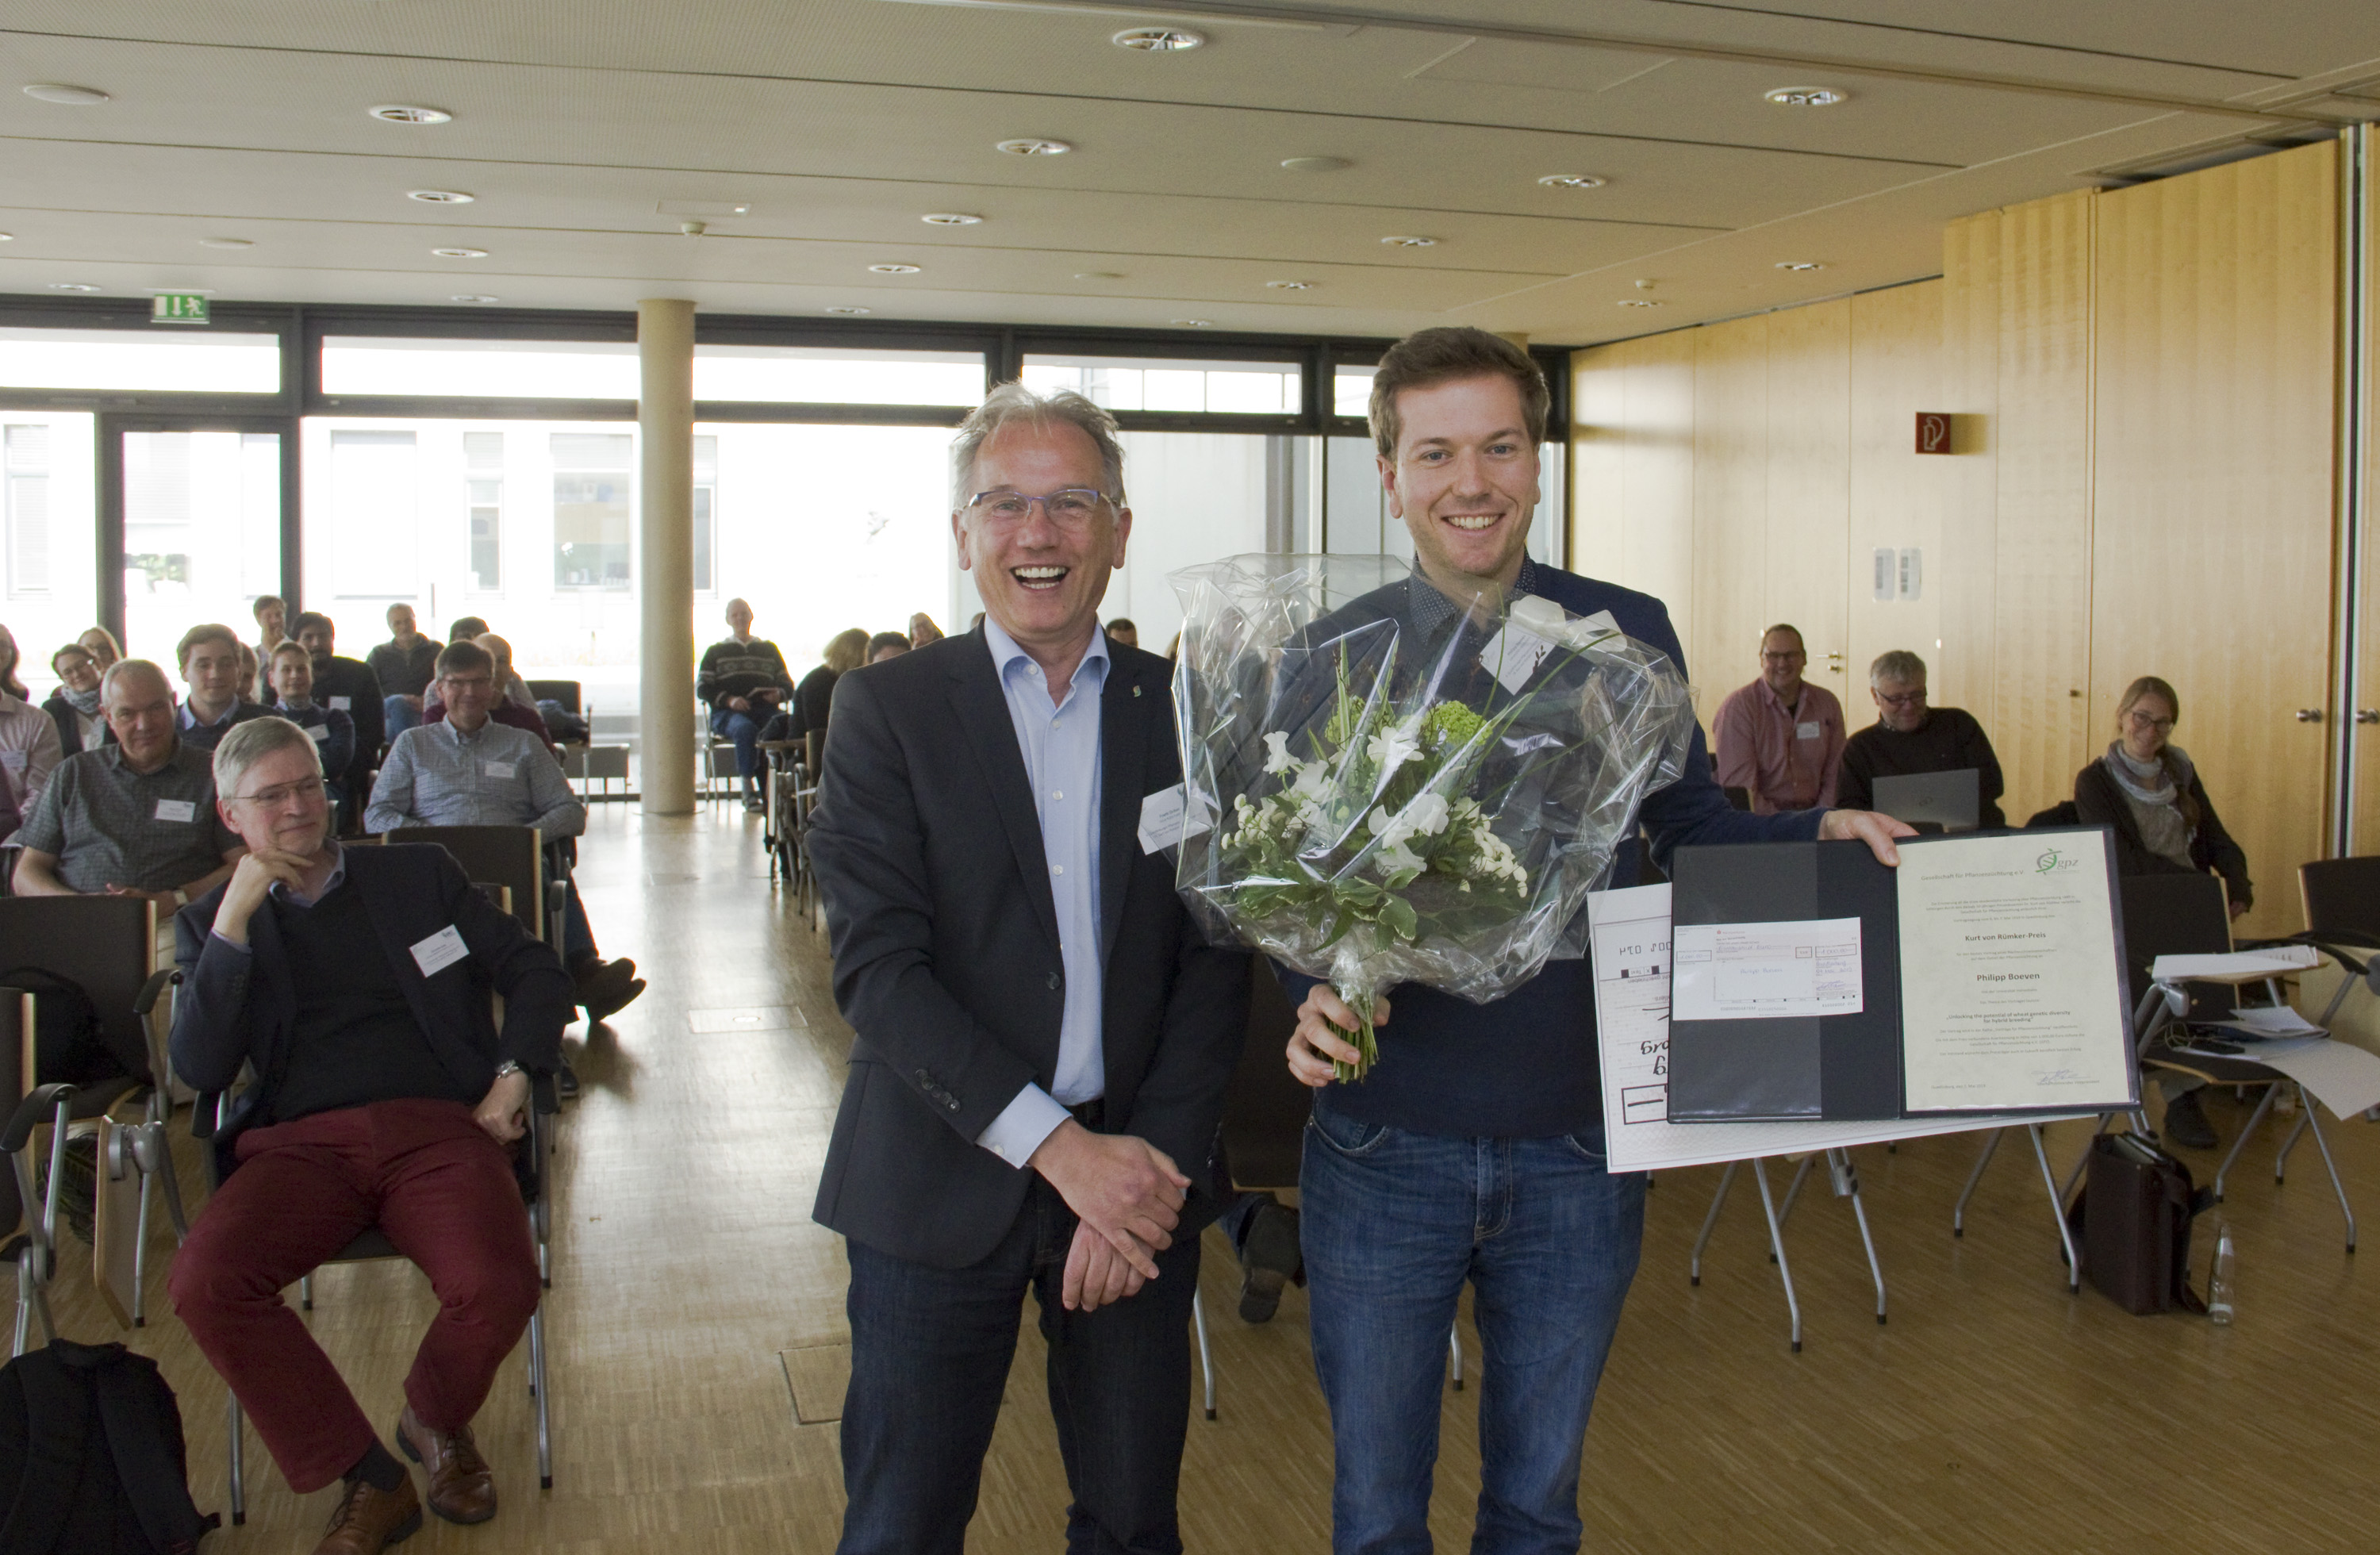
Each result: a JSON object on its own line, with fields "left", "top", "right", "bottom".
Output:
{"left": 0, "top": 1340, "right": 217, "bottom": 1553}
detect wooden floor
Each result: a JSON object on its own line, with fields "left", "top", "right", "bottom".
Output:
{"left": 48, "top": 804, "right": 2380, "bottom": 1551}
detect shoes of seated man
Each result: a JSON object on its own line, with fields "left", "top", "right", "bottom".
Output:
{"left": 744, "top": 793, "right": 766, "bottom": 813}
{"left": 313, "top": 1469, "right": 421, "bottom": 1554}
{"left": 1237, "top": 1200, "right": 1303, "bottom": 1324}
{"left": 570, "top": 957, "right": 644, "bottom": 1021}
{"left": 397, "top": 1405, "right": 497, "bottom": 1525}
{"left": 2161, "top": 1088, "right": 2219, "bottom": 1150}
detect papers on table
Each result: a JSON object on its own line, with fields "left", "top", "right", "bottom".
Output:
{"left": 2251, "top": 1039, "right": 2380, "bottom": 1119}
{"left": 1589, "top": 886, "right": 2094, "bottom": 1173}
{"left": 1895, "top": 829, "right": 2137, "bottom": 1114}
{"left": 1672, "top": 918, "right": 1864, "bottom": 1021}
{"left": 2209, "top": 1005, "right": 2326, "bottom": 1039}
{"left": 2151, "top": 945, "right": 2322, "bottom": 982}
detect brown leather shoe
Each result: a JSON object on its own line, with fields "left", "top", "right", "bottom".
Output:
{"left": 397, "top": 1405, "right": 497, "bottom": 1525}
{"left": 313, "top": 1472, "right": 421, "bottom": 1553}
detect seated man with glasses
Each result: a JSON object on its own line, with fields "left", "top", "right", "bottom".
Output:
{"left": 1837, "top": 648, "right": 2007, "bottom": 829}
{"left": 169, "top": 715, "right": 570, "bottom": 1554}
{"left": 367, "top": 639, "right": 643, "bottom": 1021}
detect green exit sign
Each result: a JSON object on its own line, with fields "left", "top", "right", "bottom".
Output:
{"left": 151, "top": 292, "right": 210, "bottom": 324}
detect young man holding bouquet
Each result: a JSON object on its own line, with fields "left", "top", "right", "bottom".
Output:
{"left": 1281, "top": 327, "right": 1912, "bottom": 1554}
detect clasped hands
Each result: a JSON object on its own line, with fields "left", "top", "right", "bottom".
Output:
{"left": 1029, "top": 1120, "right": 1190, "bottom": 1314}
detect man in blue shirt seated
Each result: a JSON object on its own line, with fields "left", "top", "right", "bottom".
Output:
{"left": 167, "top": 715, "right": 572, "bottom": 1554}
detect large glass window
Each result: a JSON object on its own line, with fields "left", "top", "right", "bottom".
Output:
{"left": 465, "top": 432, "right": 503, "bottom": 591}
{"left": 692, "top": 436, "right": 717, "bottom": 595}
{"left": 321, "top": 337, "right": 638, "bottom": 400}
{"left": 120, "top": 429, "right": 282, "bottom": 670}
{"left": 551, "top": 434, "right": 632, "bottom": 589}
{"left": 0, "top": 413, "right": 98, "bottom": 698}
{"left": 328, "top": 431, "right": 419, "bottom": 598}
{"left": 0, "top": 328, "right": 280, "bottom": 395}
{"left": 1022, "top": 355, "right": 1300, "bottom": 416}
{"left": 693, "top": 344, "right": 982, "bottom": 405}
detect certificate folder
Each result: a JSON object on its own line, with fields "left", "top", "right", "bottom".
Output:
{"left": 1666, "top": 827, "right": 2137, "bottom": 1123}
{"left": 1667, "top": 841, "right": 1905, "bottom": 1123}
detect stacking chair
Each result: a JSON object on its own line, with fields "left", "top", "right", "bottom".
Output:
{"left": 1688, "top": 1147, "right": 1888, "bottom": 1349}
{"left": 524, "top": 678, "right": 588, "bottom": 745}
{"left": 700, "top": 706, "right": 741, "bottom": 803}
{"left": 2296, "top": 857, "right": 2380, "bottom": 1037}
{"left": 0, "top": 986, "right": 80, "bottom": 1356}
{"left": 0, "top": 896, "right": 190, "bottom": 1326}
{"left": 379, "top": 826, "right": 561, "bottom": 952}
{"left": 195, "top": 1073, "right": 562, "bottom": 1523}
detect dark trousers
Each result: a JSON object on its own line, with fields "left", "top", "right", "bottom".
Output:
{"left": 838, "top": 1176, "right": 1200, "bottom": 1555}
{"left": 711, "top": 706, "right": 763, "bottom": 787}
{"left": 167, "top": 1099, "right": 540, "bottom": 1493}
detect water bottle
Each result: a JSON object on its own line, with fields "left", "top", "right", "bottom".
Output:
{"left": 2205, "top": 1221, "right": 2236, "bottom": 1325}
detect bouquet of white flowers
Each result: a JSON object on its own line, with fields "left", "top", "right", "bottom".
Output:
{"left": 1169, "top": 554, "right": 1697, "bottom": 1081}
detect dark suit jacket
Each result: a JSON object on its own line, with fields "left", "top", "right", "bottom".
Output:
{"left": 171, "top": 841, "right": 573, "bottom": 1168}
{"left": 808, "top": 628, "right": 1250, "bottom": 1270}
{"left": 2074, "top": 758, "right": 2252, "bottom": 909}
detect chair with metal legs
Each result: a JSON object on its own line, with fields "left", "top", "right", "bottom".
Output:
{"left": 1689, "top": 1147, "right": 1885, "bottom": 1351}
{"left": 0, "top": 986, "right": 79, "bottom": 1358}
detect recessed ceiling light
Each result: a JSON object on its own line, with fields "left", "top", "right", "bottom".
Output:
{"left": 432, "top": 247, "right": 489, "bottom": 259}
{"left": 1775, "top": 260, "right": 1826, "bottom": 271}
{"left": 1173, "top": 318, "right": 1214, "bottom": 328}
{"left": 408, "top": 189, "right": 474, "bottom": 204}
{"left": 48, "top": 282, "right": 101, "bottom": 292}
{"left": 921, "top": 213, "right": 982, "bottom": 226}
{"left": 1280, "top": 156, "right": 1349, "bottom": 173}
{"left": 23, "top": 84, "right": 110, "bottom": 105}
{"left": 1266, "top": 280, "right": 1316, "bottom": 290}
{"left": 657, "top": 200, "right": 751, "bottom": 217}
{"left": 1765, "top": 86, "right": 1848, "bottom": 107}
{"left": 1381, "top": 235, "right": 1438, "bottom": 248}
{"left": 451, "top": 294, "right": 500, "bottom": 303}
{"left": 0, "top": 233, "right": 14, "bottom": 243}
{"left": 370, "top": 104, "right": 451, "bottom": 125}
{"left": 1617, "top": 298, "right": 1663, "bottom": 308}
{"left": 1537, "top": 174, "right": 1606, "bottom": 190}
{"left": 824, "top": 305, "right": 871, "bottom": 315}
{"left": 996, "top": 138, "right": 1072, "bottom": 156}
{"left": 198, "top": 236, "right": 253, "bottom": 249}
{"left": 868, "top": 263, "right": 922, "bottom": 275}
{"left": 1112, "top": 26, "right": 1204, "bottom": 51}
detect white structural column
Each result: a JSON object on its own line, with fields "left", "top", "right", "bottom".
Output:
{"left": 638, "top": 298, "right": 697, "bottom": 816}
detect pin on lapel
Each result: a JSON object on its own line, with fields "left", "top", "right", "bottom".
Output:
{"left": 1132, "top": 685, "right": 1142, "bottom": 697}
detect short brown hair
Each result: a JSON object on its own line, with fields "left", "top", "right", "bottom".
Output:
{"left": 270, "top": 639, "right": 311, "bottom": 669}
{"left": 175, "top": 623, "right": 241, "bottom": 670}
{"left": 436, "top": 639, "right": 495, "bottom": 681}
{"left": 1368, "top": 327, "right": 1549, "bottom": 461}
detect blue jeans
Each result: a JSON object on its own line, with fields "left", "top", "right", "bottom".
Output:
{"left": 710, "top": 706, "right": 762, "bottom": 787}
{"left": 384, "top": 693, "right": 422, "bottom": 736}
{"left": 838, "top": 1176, "right": 1199, "bottom": 1555}
{"left": 1302, "top": 1100, "right": 1645, "bottom": 1555}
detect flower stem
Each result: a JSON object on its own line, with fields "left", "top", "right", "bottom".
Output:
{"left": 1328, "top": 983, "right": 1380, "bottom": 1083}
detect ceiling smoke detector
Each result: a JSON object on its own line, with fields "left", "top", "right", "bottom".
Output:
{"left": 824, "top": 305, "right": 872, "bottom": 315}
{"left": 1775, "top": 260, "right": 1826, "bottom": 271}
{"left": 1112, "top": 26, "right": 1204, "bottom": 52}
{"left": 432, "top": 247, "right": 489, "bottom": 259}
{"left": 921, "top": 213, "right": 982, "bottom": 226}
{"left": 868, "top": 263, "right": 922, "bottom": 275}
{"left": 23, "top": 84, "right": 110, "bottom": 105}
{"left": 1537, "top": 174, "right": 1606, "bottom": 190}
{"left": 1765, "top": 86, "right": 1848, "bottom": 107}
{"left": 996, "top": 137, "right": 1073, "bottom": 156}
{"left": 408, "top": 189, "right": 475, "bottom": 204}
{"left": 370, "top": 104, "right": 451, "bottom": 125}
{"left": 1381, "top": 235, "right": 1437, "bottom": 248}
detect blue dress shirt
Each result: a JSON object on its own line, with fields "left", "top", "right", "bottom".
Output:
{"left": 973, "top": 617, "right": 1111, "bottom": 1168}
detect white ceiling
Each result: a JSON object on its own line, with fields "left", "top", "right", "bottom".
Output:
{"left": 2, "top": 0, "right": 2374, "bottom": 344}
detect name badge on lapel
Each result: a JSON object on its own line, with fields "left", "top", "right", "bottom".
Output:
{"left": 409, "top": 925, "right": 470, "bottom": 977}
{"left": 1137, "top": 782, "right": 1215, "bottom": 856}
{"left": 327, "top": 696, "right": 352, "bottom": 712}
{"left": 304, "top": 724, "right": 332, "bottom": 743}
{"left": 1796, "top": 720, "right": 1822, "bottom": 741}
{"left": 482, "top": 760, "right": 516, "bottom": 779}
{"left": 154, "top": 799, "right": 196, "bottom": 823}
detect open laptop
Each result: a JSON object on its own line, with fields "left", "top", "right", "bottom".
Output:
{"left": 1871, "top": 768, "right": 1981, "bottom": 834}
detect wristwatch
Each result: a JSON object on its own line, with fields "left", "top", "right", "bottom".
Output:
{"left": 493, "top": 1060, "right": 524, "bottom": 1081}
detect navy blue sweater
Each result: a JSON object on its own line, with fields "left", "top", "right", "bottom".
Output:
{"left": 1281, "top": 561, "right": 1825, "bottom": 1138}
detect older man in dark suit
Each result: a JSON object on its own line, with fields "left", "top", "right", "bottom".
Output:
{"left": 167, "top": 715, "right": 572, "bottom": 1555}
{"left": 809, "top": 385, "right": 1249, "bottom": 1555}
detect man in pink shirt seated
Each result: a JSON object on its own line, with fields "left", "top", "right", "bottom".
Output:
{"left": 1711, "top": 623, "right": 1845, "bottom": 815}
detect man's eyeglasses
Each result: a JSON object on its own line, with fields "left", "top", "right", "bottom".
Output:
{"left": 965, "top": 489, "right": 1114, "bottom": 528}
{"left": 1875, "top": 688, "right": 1928, "bottom": 708}
{"left": 230, "top": 775, "right": 326, "bottom": 809}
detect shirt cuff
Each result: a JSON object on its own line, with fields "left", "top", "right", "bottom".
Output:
{"left": 206, "top": 930, "right": 253, "bottom": 956}
{"left": 976, "top": 1084, "right": 1071, "bottom": 1169}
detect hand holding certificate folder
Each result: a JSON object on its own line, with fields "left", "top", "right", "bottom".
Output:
{"left": 1666, "top": 827, "right": 2139, "bottom": 1121}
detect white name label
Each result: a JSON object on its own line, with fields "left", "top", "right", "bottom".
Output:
{"left": 409, "top": 924, "right": 470, "bottom": 977}
{"left": 305, "top": 723, "right": 332, "bottom": 743}
{"left": 1138, "top": 782, "right": 1215, "bottom": 856}
{"left": 0, "top": 750, "right": 25, "bottom": 772}
{"left": 1796, "top": 720, "right": 1822, "bottom": 741}
{"left": 482, "top": 760, "right": 516, "bottom": 779}
{"left": 326, "top": 696, "right": 352, "bottom": 711}
{"left": 153, "top": 799, "right": 196, "bottom": 823}
{"left": 1478, "top": 624, "right": 1557, "bottom": 695}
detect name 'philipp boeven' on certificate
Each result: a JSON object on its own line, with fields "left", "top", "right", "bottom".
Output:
{"left": 1897, "top": 829, "right": 2135, "bottom": 1113}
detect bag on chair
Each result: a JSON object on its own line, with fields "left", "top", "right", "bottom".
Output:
{"left": 0, "top": 967, "right": 134, "bottom": 1087}
{"left": 2063, "top": 1133, "right": 2213, "bottom": 1315}
{"left": 0, "top": 1339, "right": 218, "bottom": 1553}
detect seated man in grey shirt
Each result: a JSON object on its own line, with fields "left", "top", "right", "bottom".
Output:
{"left": 367, "top": 639, "right": 642, "bottom": 1021}
{"left": 12, "top": 658, "right": 247, "bottom": 908}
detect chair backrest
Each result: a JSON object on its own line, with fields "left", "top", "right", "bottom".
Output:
{"left": 0, "top": 897, "right": 158, "bottom": 1083}
{"left": 582, "top": 745, "right": 628, "bottom": 781}
{"left": 383, "top": 827, "right": 543, "bottom": 939}
{"left": 2299, "top": 856, "right": 2380, "bottom": 942}
{"left": 526, "top": 678, "right": 582, "bottom": 714}
{"left": 0, "top": 990, "right": 27, "bottom": 1234}
{"left": 2117, "top": 873, "right": 2232, "bottom": 1014}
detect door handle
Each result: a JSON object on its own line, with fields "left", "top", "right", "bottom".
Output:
{"left": 2296, "top": 709, "right": 2324, "bottom": 723}
{"left": 2358, "top": 710, "right": 2380, "bottom": 725}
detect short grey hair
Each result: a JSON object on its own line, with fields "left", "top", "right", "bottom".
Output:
{"left": 213, "top": 715, "right": 321, "bottom": 798}
{"left": 99, "top": 658, "right": 171, "bottom": 705}
{"left": 1870, "top": 649, "right": 1927, "bottom": 689}
{"left": 950, "top": 383, "right": 1127, "bottom": 512}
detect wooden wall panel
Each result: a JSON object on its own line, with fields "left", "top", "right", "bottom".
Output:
{"left": 1844, "top": 281, "right": 1949, "bottom": 735}
{"left": 1687, "top": 313, "right": 1770, "bottom": 709}
{"left": 2090, "top": 140, "right": 2338, "bottom": 936}
{"left": 1621, "top": 330, "right": 1699, "bottom": 643}
{"left": 1764, "top": 299, "right": 1854, "bottom": 703}
{"left": 1569, "top": 343, "right": 1627, "bottom": 583}
{"left": 1939, "top": 211, "right": 2002, "bottom": 722}
{"left": 1990, "top": 189, "right": 2098, "bottom": 825}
